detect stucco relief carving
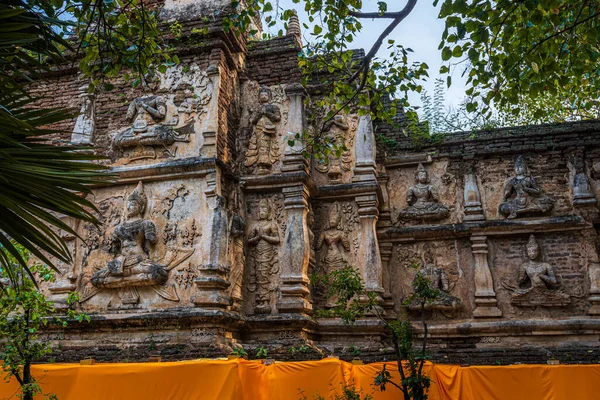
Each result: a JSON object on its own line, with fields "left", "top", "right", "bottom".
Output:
{"left": 245, "top": 86, "right": 282, "bottom": 175}
{"left": 498, "top": 156, "right": 554, "bottom": 219}
{"left": 503, "top": 235, "right": 570, "bottom": 307}
{"left": 397, "top": 163, "right": 450, "bottom": 222}
{"left": 314, "top": 115, "right": 356, "bottom": 183}
{"left": 80, "top": 182, "right": 194, "bottom": 305}
{"left": 247, "top": 199, "right": 281, "bottom": 314}
{"left": 568, "top": 153, "right": 597, "bottom": 206}
{"left": 317, "top": 202, "right": 351, "bottom": 273}
{"left": 111, "top": 68, "right": 212, "bottom": 163}
{"left": 71, "top": 92, "right": 95, "bottom": 145}
{"left": 407, "top": 249, "right": 461, "bottom": 311}
{"left": 228, "top": 214, "right": 246, "bottom": 311}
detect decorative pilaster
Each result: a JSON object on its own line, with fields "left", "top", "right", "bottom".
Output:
{"left": 379, "top": 242, "right": 395, "bottom": 317}
{"left": 471, "top": 235, "right": 502, "bottom": 318}
{"left": 352, "top": 112, "right": 377, "bottom": 182}
{"left": 463, "top": 173, "right": 485, "bottom": 221}
{"left": 356, "top": 194, "right": 384, "bottom": 297}
{"left": 48, "top": 218, "right": 79, "bottom": 309}
{"left": 377, "top": 168, "right": 393, "bottom": 229}
{"left": 276, "top": 185, "right": 312, "bottom": 314}
{"left": 282, "top": 84, "right": 309, "bottom": 173}
{"left": 191, "top": 174, "right": 231, "bottom": 309}
{"left": 583, "top": 229, "right": 600, "bottom": 315}
{"left": 200, "top": 60, "right": 221, "bottom": 158}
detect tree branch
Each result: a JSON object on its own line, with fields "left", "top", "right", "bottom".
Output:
{"left": 347, "top": 0, "right": 418, "bottom": 84}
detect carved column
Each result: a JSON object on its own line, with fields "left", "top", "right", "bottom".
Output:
{"left": 356, "top": 194, "right": 384, "bottom": 297}
{"left": 352, "top": 112, "right": 377, "bottom": 182}
{"left": 191, "top": 173, "right": 231, "bottom": 309}
{"left": 281, "top": 84, "right": 308, "bottom": 173}
{"left": 277, "top": 185, "right": 312, "bottom": 314}
{"left": 463, "top": 173, "right": 485, "bottom": 221}
{"left": 377, "top": 169, "right": 393, "bottom": 229}
{"left": 379, "top": 242, "right": 395, "bottom": 317}
{"left": 200, "top": 58, "right": 221, "bottom": 158}
{"left": 471, "top": 235, "right": 502, "bottom": 318}
{"left": 48, "top": 218, "right": 79, "bottom": 309}
{"left": 583, "top": 229, "right": 600, "bottom": 315}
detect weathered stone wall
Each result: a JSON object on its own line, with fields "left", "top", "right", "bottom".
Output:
{"left": 31, "top": 0, "right": 600, "bottom": 366}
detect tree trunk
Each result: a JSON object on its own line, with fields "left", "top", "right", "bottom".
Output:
{"left": 23, "top": 361, "right": 32, "bottom": 400}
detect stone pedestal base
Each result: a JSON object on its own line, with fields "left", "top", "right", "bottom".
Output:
{"left": 588, "top": 296, "right": 600, "bottom": 315}
{"left": 473, "top": 298, "right": 502, "bottom": 318}
{"left": 191, "top": 263, "right": 231, "bottom": 309}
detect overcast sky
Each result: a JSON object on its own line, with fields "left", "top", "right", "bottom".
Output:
{"left": 271, "top": 0, "right": 468, "bottom": 112}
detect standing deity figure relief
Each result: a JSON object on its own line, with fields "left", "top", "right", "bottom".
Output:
{"left": 245, "top": 86, "right": 282, "bottom": 175}
{"left": 91, "top": 182, "right": 168, "bottom": 290}
{"left": 317, "top": 202, "right": 351, "bottom": 272}
{"left": 113, "top": 95, "right": 175, "bottom": 150}
{"left": 504, "top": 235, "right": 570, "bottom": 307}
{"left": 315, "top": 115, "right": 353, "bottom": 182}
{"left": 247, "top": 199, "right": 280, "bottom": 314}
{"left": 398, "top": 163, "right": 450, "bottom": 222}
{"left": 407, "top": 249, "right": 461, "bottom": 311}
{"left": 499, "top": 155, "right": 554, "bottom": 219}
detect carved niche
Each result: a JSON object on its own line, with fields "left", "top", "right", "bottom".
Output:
{"left": 80, "top": 182, "right": 194, "bottom": 306}
{"left": 314, "top": 114, "right": 357, "bottom": 183}
{"left": 111, "top": 68, "right": 212, "bottom": 163}
{"left": 502, "top": 235, "right": 570, "bottom": 307}
{"left": 498, "top": 155, "right": 554, "bottom": 219}
{"left": 316, "top": 202, "right": 351, "bottom": 273}
{"left": 397, "top": 163, "right": 450, "bottom": 223}
{"left": 246, "top": 198, "right": 281, "bottom": 314}
{"left": 568, "top": 153, "right": 597, "bottom": 206}
{"left": 71, "top": 92, "right": 95, "bottom": 145}
{"left": 406, "top": 246, "right": 461, "bottom": 311}
{"left": 245, "top": 86, "right": 282, "bottom": 175}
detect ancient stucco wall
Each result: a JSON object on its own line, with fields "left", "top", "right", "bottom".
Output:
{"left": 30, "top": 0, "right": 600, "bottom": 365}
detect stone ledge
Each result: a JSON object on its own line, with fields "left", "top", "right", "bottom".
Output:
{"left": 380, "top": 214, "right": 589, "bottom": 241}
{"left": 107, "top": 157, "right": 218, "bottom": 185}
{"left": 422, "top": 318, "right": 600, "bottom": 338}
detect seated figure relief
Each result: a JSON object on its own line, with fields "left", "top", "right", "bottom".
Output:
{"left": 398, "top": 163, "right": 450, "bottom": 222}
{"left": 407, "top": 250, "right": 461, "bottom": 311}
{"left": 499, "top": 155, "right": 554, "bottom": 219}
{"left": 113, "top": 95, "right": 175, "bottom": 150}
{"left": 504, "top": 235, "right": 570, "bottom": 307}
{"left": 91, "top": 182, "right": 169, "bottom": 290}
{"left": 245, "top": 86, "right": 282, "bottom": 175}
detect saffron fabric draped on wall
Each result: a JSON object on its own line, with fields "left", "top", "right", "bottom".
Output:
{"left": 1, "top": 358, "right": 599, "bottom": 400}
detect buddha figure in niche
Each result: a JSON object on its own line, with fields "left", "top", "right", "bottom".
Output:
{"left": 398, "top": 163, "right": 449, "bottom": 222}
{"left": 91, "top": 182, "right": 168, "bottom": 289}
{"left": 407, "top": 249, "right": 461, "bottom": 311}
{"left": 508, "top": 235, "right": 570, "bottom": 307}
{"left": 113, "top": 95, "right": 175, "bottom": 150}
{"left": 498, "top": 155, "right": 554, "bottom": 219}
{"left": 245, "top": 86, "right": 282, "bottom": 175}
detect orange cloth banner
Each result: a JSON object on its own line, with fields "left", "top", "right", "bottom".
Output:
{"left": 1, "top": 359, "right": 600, "bottom": 400}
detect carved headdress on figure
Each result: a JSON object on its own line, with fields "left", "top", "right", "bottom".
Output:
{"left": 128, "top": 181, "right": 148, "bottom": 213}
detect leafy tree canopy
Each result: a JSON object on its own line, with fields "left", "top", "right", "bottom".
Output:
{"left": 438, "top": 0, "right": 600, "bottom": 121}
